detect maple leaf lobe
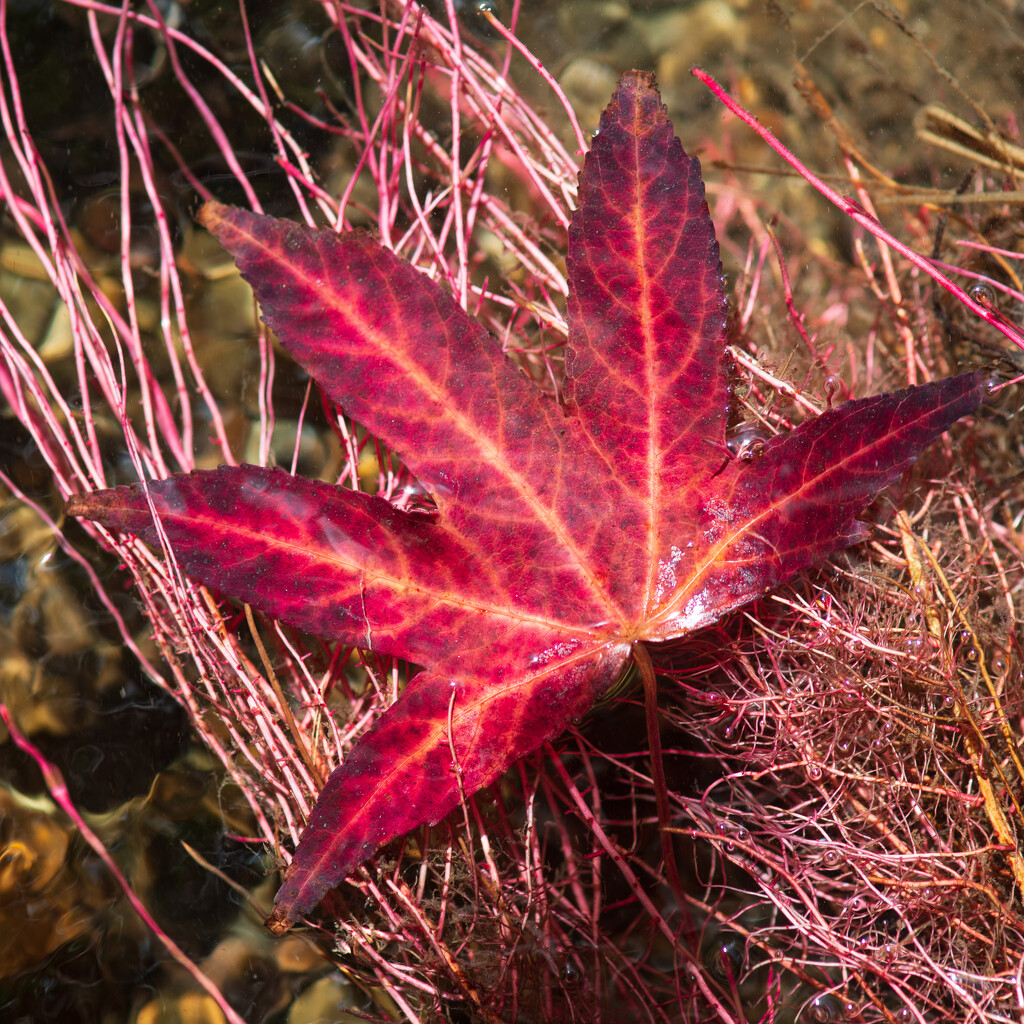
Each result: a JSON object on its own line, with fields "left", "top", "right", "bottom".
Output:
{"left": 67, "top": 71, "right": 990, "bottom": 935}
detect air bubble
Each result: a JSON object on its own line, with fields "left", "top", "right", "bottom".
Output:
{"left": 942, "top": 693, "right": 956, "bottom": 708}
{"left": 969, "top": 282, "right": 997, "bottom": 307}
{"left": 808, "top": 763, "right": 823, "bottom": 781}
{"left": 734, "top": 827, "right": 750, "bottom": 843}
{"left": 560, "top": 957, "right": 582, "bottom": 989}
{"left": 804, "top": 993, "right": 845, "bottom": 1023}
{"left": 822, "top": 847, "right": 841, "bottom": 868}
{"left": 738, "top": 439, "right": 765, "bottom": 461}
{"left": 727, "top": 422, "right": 768, "bottom": 461}
{"left": 703, "top": 935, "right": 745, "bottom": 981}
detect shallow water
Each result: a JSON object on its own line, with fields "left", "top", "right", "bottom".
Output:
{"left": 3, "top": 1, "right": 1024, "bottom": 1021}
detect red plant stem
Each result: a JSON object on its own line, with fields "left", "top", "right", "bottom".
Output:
{"left": 0, "top": 705, "right": 248, "bottom": 1024}
{"left": 765, "top": 222, "right": 849, "bottom": 399}
{"left": 480, "top": 8, "right": 588, "bottom": 158}
{"left": 692, "top": 66, "right": 1024, "bottom": 358}
{"left": 547, "top": 744, "right": 743, "bottom": 1024}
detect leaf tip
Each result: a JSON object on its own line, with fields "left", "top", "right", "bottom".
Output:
{"left": 267, "top": 872, "right": 316, "bottom": 935}
{"left": 197, "top": 199, "right": 229, "bottom": 233}
{"left": 265, "top": 906, "right": 295, "bottom": 936}
{"left": 608, "top": 68, "right": 663, "bottom": 120}
{"left": 65, "top": 494, "right": 88, "bottom": 518}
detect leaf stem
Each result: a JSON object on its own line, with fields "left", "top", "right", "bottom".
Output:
{"left": 632, "top": 641, "right": 683, "bottom": 901}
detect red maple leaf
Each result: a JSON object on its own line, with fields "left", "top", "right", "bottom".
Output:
{"left": 67, "top": 72, "right": 989, "bottom": 934}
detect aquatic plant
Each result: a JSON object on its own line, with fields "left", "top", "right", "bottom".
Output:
{"left": 66, "top": 71, "right": 991, "bottom": 939}
{"left": 2, "top": 2, "right": 1024, "bottom": 1021}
